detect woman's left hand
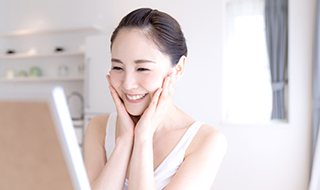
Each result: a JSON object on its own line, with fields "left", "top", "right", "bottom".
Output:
{"left": 134, "top": 74, "right": 175, "bottom": 141}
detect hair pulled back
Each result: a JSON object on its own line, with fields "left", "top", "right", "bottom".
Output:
{"left": 110, "top": 8, "right": 187, "bottom": 65}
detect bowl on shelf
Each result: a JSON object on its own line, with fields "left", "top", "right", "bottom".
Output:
{"left": 58, "top": 64, "right": 69, "bottom": 77}
{"left": 16, "top": 70, "right": 28, "bottom": 78}
{"left": 29, "top": 66, "right": 42, "bottom": 77}
{"left": 5, "top": 69, "right": 15, "bottom": 79}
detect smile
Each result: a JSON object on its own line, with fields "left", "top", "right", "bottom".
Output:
{"left": 126, "top": 93, "right": 147, "bottom": 101}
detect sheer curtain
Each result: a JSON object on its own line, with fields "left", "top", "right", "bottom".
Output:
{"left": 309, "top": 0, "right": 320, "bottom": 189}
{"left": 223, "top": 0, "right": 272, "bottom": 123}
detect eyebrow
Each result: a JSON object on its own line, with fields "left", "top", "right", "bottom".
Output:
{"left": 111, "top": 58, "right": 155, "bottom": 64}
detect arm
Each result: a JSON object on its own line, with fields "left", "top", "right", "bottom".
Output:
{"left": 128, "top": 135, "right": 156, "bottom": 190}
{"left": 83, "top": 115, "right": 133, "bottom": 190}
{"left": 164, "top": 126, "right": 227, "bottom": 190}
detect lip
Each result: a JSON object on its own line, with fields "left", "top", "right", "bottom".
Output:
{"left": 124, "top": 93, "right": 148, "bottom": 103}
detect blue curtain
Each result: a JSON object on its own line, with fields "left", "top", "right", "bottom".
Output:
{"left": 264, "top": 0, "right": 288, "bottom": 120}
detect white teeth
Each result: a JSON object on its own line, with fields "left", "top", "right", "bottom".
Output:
{"left": 126, "top": 94, "right": 146, "bottom": 100}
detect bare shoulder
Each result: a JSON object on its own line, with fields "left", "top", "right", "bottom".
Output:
{"left": 198, "top": 124, "right": 227, "bottom": 143}
{"left": 165, "top": 124, "right": 227, "bottom": 189}
{"left": 87, "top": 115, "right": 109, "bottom": 129}
{"left": 85, "top": 114, "right": 110, "bottom": 144}
{"left": 187, "top": 124, "right": 228, "bottom": 156}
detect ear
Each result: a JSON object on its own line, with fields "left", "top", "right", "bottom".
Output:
{"left": 173, "top": 55, "right": 187, "bottom": 79}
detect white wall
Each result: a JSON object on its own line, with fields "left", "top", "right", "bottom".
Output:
{"left": 215, "top": 0, "right": 315, "bottom": 189}
{"left": 0, "top": 0, "right": 315, "bottom": 189}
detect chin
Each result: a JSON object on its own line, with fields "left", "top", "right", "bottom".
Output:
{"left": 125, "top": 105, "right": 146, "bottom": 116}
{"left": 123, "top": 94, "right": 152, "bottom": 116}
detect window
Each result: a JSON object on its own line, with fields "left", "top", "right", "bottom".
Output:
{"left": 223, "top": 0, "right": 272, "bottom": 124}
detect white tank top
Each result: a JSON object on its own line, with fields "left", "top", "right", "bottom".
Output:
{"left": 104, "top": 112, "right": 203, "bottom": 190}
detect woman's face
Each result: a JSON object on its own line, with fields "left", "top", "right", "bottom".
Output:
{"left": 109, "top": 28, "right": 173, "bottom": 116}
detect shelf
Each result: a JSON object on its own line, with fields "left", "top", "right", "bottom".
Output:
{"left": 0, "top": 51, "right": 84, "bottom": 60}
{"left": 0, "top": 25, "right": 106, "bottom": 38}
{"left": 0, "top": 76, "right": 84, "bottom": 82}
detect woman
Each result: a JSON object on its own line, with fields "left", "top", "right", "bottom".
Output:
{"left": 84, "top": 8, "right": 227, "bottom": 190}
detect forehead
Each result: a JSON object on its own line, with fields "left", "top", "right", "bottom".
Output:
{"left": 111, "top": 28, "right": 169, "bottom": 62}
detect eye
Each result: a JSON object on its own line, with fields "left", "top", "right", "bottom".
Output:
{"left": 137, "top": 68, "right": 150, "bottom": 71}
{"left": 112, "top": 66, "right": 123, "bottom": 71}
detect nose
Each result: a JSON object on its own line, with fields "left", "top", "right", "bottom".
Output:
{"left": 122, "top": 71, "right": 139, "bottom": 91}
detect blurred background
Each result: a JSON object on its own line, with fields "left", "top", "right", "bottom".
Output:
{"left": 0, "top": 0, "right": 318, "bottom": 189}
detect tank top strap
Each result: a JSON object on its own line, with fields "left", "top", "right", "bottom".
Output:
{"left": 105, "top": 112, "right": 117, "bottom": 160}
{"left": 174, "top": 121, "right": 204, "bottom": 154}
{"left": 154, "top": 121, "right": 203, "bottom": 174}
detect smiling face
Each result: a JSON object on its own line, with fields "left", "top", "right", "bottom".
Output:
{"left": 109, "top": 28, "right": 174, "bottom": 116}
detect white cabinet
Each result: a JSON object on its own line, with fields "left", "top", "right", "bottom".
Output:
{"left": 84, "top": 35, "right": 114, "bottom": 115}
{"left": 0, "top": 26, "right": 105, "bottom": 147}
{"left": 0, "top": 52, "right": 85, "bottom": 82}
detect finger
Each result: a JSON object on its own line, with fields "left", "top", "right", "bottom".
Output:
{"left": 106, "top": 74, "right": 111, "bottom": 86}
{"left": 145, "top": 88, "right": 162, "bottom": 114}
{"left": 108, "top": 85, "right": 122, "bottom": 110}
{"left": 160, "top": 75, "right": 172, "bottom": 99}
{"left": 106, "top": 75, "right": 124, "bottom": 108}
{"left": 108, "top": 84, "right": 128, "bottom": 116}
{"left": 106, "top": 75, "right": 117, "bottom": 102}
{"left": 156, "top": 76, "right": 172, "bottom": 112}
{"left": 161, "top": 75, "right": 171, "bottom": 97}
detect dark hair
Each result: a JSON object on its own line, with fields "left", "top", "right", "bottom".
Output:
{"left": 110, "top": 8, "right": 187, "bottom": 65}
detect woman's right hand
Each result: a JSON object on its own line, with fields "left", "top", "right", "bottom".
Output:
{"left": 107, "top": 75, "right": 134, "bottom": 142}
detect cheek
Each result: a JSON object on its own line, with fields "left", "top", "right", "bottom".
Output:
{"left": 109, "top": 72, "right": 122, "bottom": 89}
{"left": 141, "top": 72, "right": 165, "bottom": 92}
